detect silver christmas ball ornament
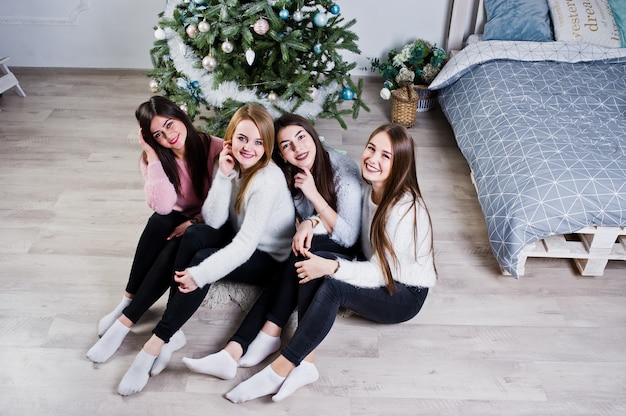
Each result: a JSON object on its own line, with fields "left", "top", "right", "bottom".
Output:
{"left": 198, "top": 20, "right": 210, "bottom": 33}
{"left": 186, "top": 24, "right": 198, "bottom": 38}
{"left": 154, "top": 27, "right": 166, "bottom": 40}
{"left": 221, "top": 40, "right": 234, "bottom": 53}
{"left": 202, "top": 55, "right": 218, "bottom": 71}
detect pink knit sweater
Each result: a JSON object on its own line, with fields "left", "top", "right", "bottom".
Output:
{"left": 140, "top": 135, "right": 222, "bottom": 217}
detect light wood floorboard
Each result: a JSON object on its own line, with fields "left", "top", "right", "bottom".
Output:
{"left": 0, "top": 68, "right": 625, "bottom": 416}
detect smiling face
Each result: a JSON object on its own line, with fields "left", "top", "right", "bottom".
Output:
{"left": 231, "top": 119, "right": 265, "bottom": 172}
{"left": 277, "top": 124, "right": 317, "bottom": 171}
{"left": 361, "top": 131, "right": 393, "bottom": 189}
{"left": 149, "top": 115, "right": 187, "bottom": 158}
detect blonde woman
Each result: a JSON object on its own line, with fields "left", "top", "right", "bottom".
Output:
{"left": 181, "top": 114, "right": 362, "bottom": 379}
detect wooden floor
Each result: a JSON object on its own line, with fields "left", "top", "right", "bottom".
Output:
{"left": 0, "top": 69, "right": 625, "bottom": 416}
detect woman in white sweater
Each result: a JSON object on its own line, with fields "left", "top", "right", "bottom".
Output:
{"left": 114, "top": 103, "right": 295, "bottom": 396}
{"left": 181, "top": 114, "right": 362, "bottom": 380}
{"left": 225, "top": 123, "right": 437, "bottom": 403}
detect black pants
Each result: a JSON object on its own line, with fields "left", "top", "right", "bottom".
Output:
{"left": 123, "top": 211, "right": 189, "bottom": 323}
{"left": 228, "top": 234, "right": 359, "bottom": 355}
{"left": 151, "top": 223, "right": 281, "bottom": 343}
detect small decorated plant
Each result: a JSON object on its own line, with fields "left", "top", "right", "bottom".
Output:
{"left": 370, "top": 39, "right": 447, "bottom": 100}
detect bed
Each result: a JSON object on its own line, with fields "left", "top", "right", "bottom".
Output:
{"left": 429, "top": 0, "right": 626, "bottom": 277}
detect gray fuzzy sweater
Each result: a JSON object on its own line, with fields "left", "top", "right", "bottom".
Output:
{"left": 293, "top": 149, "right": 363, "bottom": 248}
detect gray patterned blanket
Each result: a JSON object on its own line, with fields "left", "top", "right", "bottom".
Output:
{"left": 431, "top": 41, "right": 626, "bottom": 277}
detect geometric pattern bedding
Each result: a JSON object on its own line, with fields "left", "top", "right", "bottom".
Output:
{"left": 431, "top": 41, "right": 626, "bottom": 277}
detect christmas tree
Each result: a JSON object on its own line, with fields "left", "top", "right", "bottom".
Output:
{"left": 148, "top": 0, "right": 369, "bottom": 135}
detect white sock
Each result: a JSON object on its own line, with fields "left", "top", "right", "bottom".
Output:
{"left": 182, "top": 349, "right": 237, "bottom": 380}
{"left": 150, "top": 330, "right": 187, "bottom": 376}
{"left": 224, "top": 365, "right": 285, "bottom": 404}
{"left": 238, "top": 331, "right": 281, "bottom": 368}
{"left": 272, "top": 361, "right": 319, "bottom": 402}
{"left": 117, "top": 349, "right": 157, "bottom": 396}
{"left": 98, "top": 296, "right": 132, "bottom": 337}
{"left": 86, "top": 320, "right": 130, "bottom": 363}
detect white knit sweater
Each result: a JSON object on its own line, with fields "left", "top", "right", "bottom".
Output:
{"left": 187, "top": 161, "right": 295, "bottom": 288}
{"left": 332, "top": 186, "right": 437, "bottom": 289}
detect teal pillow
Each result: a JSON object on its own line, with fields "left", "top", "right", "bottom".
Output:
{"left": 608, "top": 0, "right": 626, "bottom": 47}
{"left": 483, "top": 0, "right": 554, "bottom": 42}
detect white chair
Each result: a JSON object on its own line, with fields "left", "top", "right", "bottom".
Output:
{"left": 0, "top": 56, "right": 26, "bottom": 97}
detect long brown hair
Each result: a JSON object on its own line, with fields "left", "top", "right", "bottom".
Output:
{"left": 223, "top": 103, "right": 275, "bottom": 213}
{"left": 366, "top": 123, "right": 435, "bottom": 294}
{"left": 135, "top": 96, "right": 210, "bottom": 200}
{"left": 273, "top": 114, "right": 337, "bottom": 217}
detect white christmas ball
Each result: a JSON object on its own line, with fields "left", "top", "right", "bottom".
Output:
{"left": 149, "top": 79, "right": 159, "bottom": 93}
{"left": 268, "top": 92, "right": 279, "bottom": 103}
{"left": 202, "top": 55, "right": 218, "bottom": 71}
{"left": 221, "top": 40, "right": 234, "bottom": 53}
{"left": 308, "top": 87, "right": 319, "bottom": 99}
{"left": 154, "top": 27, "right": 166, "bottom": 40}
{"left": 198, "top": 20, "right": 210, "bottom": 33}
{"left": 179, "top": 103, "right": 188, "bottom": 113}
{"left": 293, "top": 10, "right": 304, "bottom": 22}
{"left": 380, "top": 87, "right": 391, "bottom": 100}
{"left": 186, "top": 24, "right": 198, "bottom": 38}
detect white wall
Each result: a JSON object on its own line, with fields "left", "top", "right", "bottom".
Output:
{"left": 0, "top": 0, "right": 451, "bottom": 73}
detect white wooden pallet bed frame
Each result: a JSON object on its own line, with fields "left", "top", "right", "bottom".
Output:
{"left": 445, "top": 0, "right": 626, "bottom": 277}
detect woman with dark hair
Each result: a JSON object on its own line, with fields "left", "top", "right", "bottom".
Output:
{"left": 225, "top": 123, "right": 437, "bottom": 403}
{"left": 181, "top": 113, "right": 363, "bottom": 380}
{"left": 113, "top": 103, "right": 296, "bottom": 396}
{"left": 87, "top": 96, "right": 221, "bottom": 358}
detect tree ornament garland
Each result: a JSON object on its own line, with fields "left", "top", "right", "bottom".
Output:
{"left": 147, "top": 0, "right": 367, "bottom": 136}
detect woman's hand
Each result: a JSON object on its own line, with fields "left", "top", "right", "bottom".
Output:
{"left": 174, "top": 270, "right": 199, "bottom": 293}
{"left": 295, "top": 251, "right": 339, "bottom": 284}
{"left": 218, "top": 142, "right": 235, "bottom": 176}
{"left": 293, "top": 168, "right": 319, "bottom": 200}
{"left": 138, "top": 128, "right": 159, "bottom": 163}
{"left": 292, "top": 219, "right": 314, "bottom": 255}
{"left": 167, "top": 220, "right": 194, "bottom": 240}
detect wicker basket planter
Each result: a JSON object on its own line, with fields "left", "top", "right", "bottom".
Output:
{"left": 391, "top": 84, "right": 418, "bottom": 127}
{"left": 414, "top": 84, "right": 437, "bottom": 112}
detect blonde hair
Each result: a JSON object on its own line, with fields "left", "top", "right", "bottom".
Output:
{"left": 223, "top": 104, "right": 275, "bottom": 212}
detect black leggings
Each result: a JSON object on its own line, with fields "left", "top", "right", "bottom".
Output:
{"left": 123, "top": 211, "right": 189, "bottom": 323}
{"left": 151, "top": 223, "right": 281, "bottom": 343}
{"left": 228, "top": 234, "right": 359, "bottom": 355}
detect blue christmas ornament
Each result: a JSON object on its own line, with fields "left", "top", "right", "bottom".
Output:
{"left": 312, "top": 43, "right": 322, "bottom": 55}
{"left": 279, "top": 8, "right": 290, "bottom": 20}
{"left": 342, "top": 87, "right": 354, "bottom": 100}
{"left": 191, "top": 80, "right": 200, "bottom": 88}
{"left": 313, "top": 12, "right": 328, "bottom": 27}
{"left": 330, "top": 3, "right": 341, "bottom": 15}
